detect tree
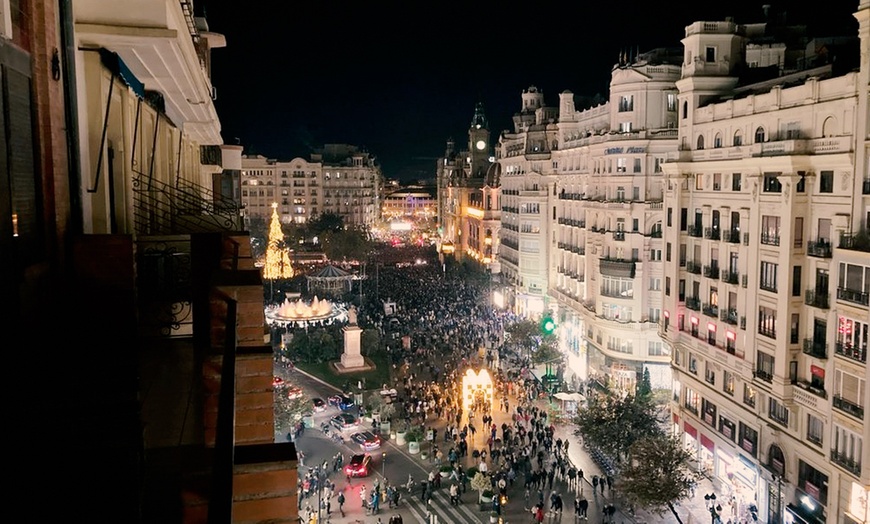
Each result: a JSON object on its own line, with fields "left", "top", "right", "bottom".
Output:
{"left": 637, "top": 367, "right": 652, "bottom": 397}
{"left": 274, "top": 389, "right": 313, "bottom": 437}
{"left": 321, "top": 228, "right": 374, "bottom": 263}
{"left": 573, "top": 390, "right": 663, "bottom": 465}
{"left": 263, "top": 203, "right": 295, "bottom": 280}
{"left": 470, "top": 471, "right": 491, "bottom": 502}
{"left": 616, "top": 434, "right": 699, "bottom": 524}
{"left": 308, "top": 212, "right": 344, "bottom": 235}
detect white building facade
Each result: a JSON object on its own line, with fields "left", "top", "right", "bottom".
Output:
{"left": 662, "top": 5, "right": 869, "bottom": 524}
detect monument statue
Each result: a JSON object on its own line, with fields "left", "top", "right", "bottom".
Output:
{"left": 347, "top": 305, "right": 358, "bottom": 326}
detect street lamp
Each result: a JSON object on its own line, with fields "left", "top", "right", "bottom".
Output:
{"left": 382, "top": 452, "right": 386, "bottom": 478}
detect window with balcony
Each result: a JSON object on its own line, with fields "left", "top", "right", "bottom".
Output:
{"left": 761, "top": 215, "right": 780, "bottom": 245}
{"left": 836, "top": 316, "right": 868, "bottom": 363}
{"left": 769, "top": 397, "right": 789, "bottom": 427}
{"left": 759, "top": 306, "right": 777, "bottom": 339}
{"left": 833, "top": 369, "right": 865, "bottom": 420}
{"left": 807, "top": 414, "right": 824, "bottom": 446}
{"left": 601, "top": 276, "right": 633, "bottom": 298}
{"left": 837, "top": 262, "right": 870, "bottom": 307}
{"left": 757, "top": 350, "right": 775, "bottom": 381}
{"left": 688, "top": 353, "right": 698, "bottom": 375}
{"left": 832, "top": 425, "right": 863, "bottom": 475}
{"left": 760, "top": 261, "right": 778, "bottom": 292}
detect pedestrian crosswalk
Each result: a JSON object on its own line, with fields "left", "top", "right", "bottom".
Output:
{"left": 403, "top": 488, "right": 484, "bottom": 524}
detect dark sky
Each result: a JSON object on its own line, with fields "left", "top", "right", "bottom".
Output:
{"left": 202, "top": 1, "right": 857, "bottom": 183}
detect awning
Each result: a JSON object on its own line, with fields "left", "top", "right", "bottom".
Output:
{"left": 684, "top": 422, "right": 697, "bottom": 439}
{"left": 701, "top": 434, "right": 715, "bottom": 452}
{"left": 99, "top": 49, "right": 145, "bottom": 98}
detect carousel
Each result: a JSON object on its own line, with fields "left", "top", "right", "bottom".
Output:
{"left": 306, "top": 264, "right": 363, "bottom": 297}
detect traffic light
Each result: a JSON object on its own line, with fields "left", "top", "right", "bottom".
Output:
{"left": 541, "top": 314, "right": 556, "bottom": 335}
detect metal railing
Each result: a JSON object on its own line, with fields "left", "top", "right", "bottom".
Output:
{"left": 133, "top": 176, "right": 242, "bottom": 235}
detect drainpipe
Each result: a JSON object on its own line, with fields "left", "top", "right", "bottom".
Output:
{"left": 59, "top": 0, "right": 83, "bottom": 234}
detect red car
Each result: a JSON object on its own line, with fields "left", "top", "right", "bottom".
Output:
{"left": 344, "top": 454, "right": 372, "bottom": 478}
{"left": 272, "top": 376, "right": 285, "bottom": 388}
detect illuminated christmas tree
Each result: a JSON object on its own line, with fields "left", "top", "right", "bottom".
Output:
{"left": 263, "top": 203, "right": 295, "bottom": 280}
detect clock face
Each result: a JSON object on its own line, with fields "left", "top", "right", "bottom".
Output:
{"left": 475, "top": 139, "right": 486, "bottom": 151}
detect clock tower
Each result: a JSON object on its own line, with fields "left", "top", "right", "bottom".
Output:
{"left": 468, "top": 101, "right": 490, "bottom": 178}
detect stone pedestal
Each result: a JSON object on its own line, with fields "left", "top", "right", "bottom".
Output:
{"left": 340, "top": 325, "right": 364, "bottom": 368}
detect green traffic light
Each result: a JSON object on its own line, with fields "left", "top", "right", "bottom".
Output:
{"left": 542, "top": 317, "right": 556, "bottom": 333}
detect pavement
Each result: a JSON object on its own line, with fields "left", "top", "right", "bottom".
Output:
{"left": 292, "top": 363, "right": 729, "bottom": 524}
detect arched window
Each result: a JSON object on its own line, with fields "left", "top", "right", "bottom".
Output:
{"left": 714, "top": 133, "right": 723, "bottom": 148}
{"left": 768, "top": 444, "right": 785, "bottom": 476}
{"left": 822, "top": 116, "right": 837, "bottom": 138}
{"left": 682, "top": 101, "right": 688, "bottom": 119}
{"left": 755, "top": 127, "right": 766, "bottom": 143}
{"left": 733, "top": 130, "right": 743, "bottom": 146}
{"left": 696, "top": 135, "right": 705, "bottom": 150}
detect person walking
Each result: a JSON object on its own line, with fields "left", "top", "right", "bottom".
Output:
{"left": 337, "top": 490, "right": 345, "bottom": 517}
{"left": 575, "top": 493, "right": 588, "bottom": 519}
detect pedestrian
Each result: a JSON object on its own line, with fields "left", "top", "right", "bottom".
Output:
{"left": 337, "top": 491, "right": 345, "bottom": 517}
{"left": 576, "top": 494, "right": 588, "bottom": 518}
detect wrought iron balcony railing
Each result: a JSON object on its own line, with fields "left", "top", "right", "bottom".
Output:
{"left": 830, "top": 450, "right": 862, "bottom": 476}
{"left": 832, "top": 395, "right": 864, "bottom": 420}
{"left": 839, "top": 232, "right": 870, "bottom": 252}
{"left": 686, "top": 296, "right": 701, "bottom": 311}
{"left": 834, "top": 342, "right": 867, "bottom": 363}
{"left": 721, "top": 270, "right": 739, "bottom": 285}
{"left": 688, "top": 224, "right": 703, "bottom": 238}
{"left": 802, "top": 339, "right": 827, "bottom": 359}
{"left": 720, "top": 308, "right": 738, "bottom": 325}
{"left": 704, "top": 227, "right": 720, "bottom": 240}
{"left": 805, "top": 289, "right": 830, "bottom": 309}
{"left": 687, "top": 261, "right": 701, "bottom": 274}
{"left": 703, "top": 265, "right": 720, "bottom": 279}
{"left": 806, "top": 239, "right": 832, "bottom": 258}
{"left": 837, "top": 287, "right": 870, "bottom": 306}
{"left": 132, "top": 176, "right": 242, "bottom": 235}
{"left": 702, "top": 303, "right": 719, "bottom": 318}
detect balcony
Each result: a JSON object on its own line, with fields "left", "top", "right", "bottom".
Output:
{"left": 794, "top": 379, "right": 827, "bottom": 398}
{"left": 686, "top": 296, "right": 701, "bottom": 311}
{"left": 754, "top": 369, "right": 773, "bottom": 383}
{"left": 688, "top": 224, "right": 703, "bottom": 238}
{"left": 830, "top": 450, "right": 862, "bottom": 476}
{"left": 806, "top": 239, "right": 832, "bottom": 258}
{"left": 687, "top": 261, "right": 702, "bottom": 274}
{"left": 837, "top": 287, "right": 870, "bottom": 307}
{"left": 832, "top": 395, "right": 864, "bottom": 419}
{"left": 720, "top": 308, "right": 738, "bottom": 325}
{"left": 761, "top": 233, "right": 780, "bottom": 246}
{"left": 802, "top": 339, "right": 828, "bottom": 359}
{"left": 704, "top": 227, "right": 721, "bottom": 240}
{"left": 835, "top": 342, "right": 867, "bottom": 363}
{"left": 839, "top": 232, "right": 870, "bottom": 252}
{"left": 702, "top": 303, "right": 719, "bottom": 318}
{"left": 612, "top": 230, "right": 626, "bottom": 241}
{"left": 805, "top": 289, "right": 830, "bottom": 309}
{"left": 599, "top": 257, "right": 636, "bottom": 278}
{"left": 703, "top": 265, "right": 720, "bottom": 279}
{"left": 725, "top": 230, "right": 741, "bottom": 244}
{"left": 721, "top": 270, "right": 739, "bottom": 285}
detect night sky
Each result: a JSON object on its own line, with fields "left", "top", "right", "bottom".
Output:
{"left": 202, "top": 1, "right": 857, "bottom": 183}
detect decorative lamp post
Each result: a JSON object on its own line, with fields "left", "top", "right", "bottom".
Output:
{"left": 704, "top": 493, "right": 721, "bottom": 524}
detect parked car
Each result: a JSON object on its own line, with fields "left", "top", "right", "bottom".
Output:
{"left": 329, "top": 413, "right": 359, "bottom": 431}
{"left": 311, "top": 397, "right": 326, "bottom": 413}
{"left": 344, "top": 453, "right": 372, "bottom": 478}
{"left": 350, "top": 430, "right": 381, "bottom": 451}
{"left": 327, "top": 394, "right": 355, "bottom": 411}
{"left": 272, "top": 376, "right": 285, "bottom": 388}
{"left": 286, "top": 385, "right": 303, "bottom": 399}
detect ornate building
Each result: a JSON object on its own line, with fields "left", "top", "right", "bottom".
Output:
{"left": 437, "top": 102, "right": 500, "bottom": 267}
{"left": 662, "top": 5, "right": 868, "bottom": 524}
{"left": 241, "top": 144, "right": 381, "bottom": 229}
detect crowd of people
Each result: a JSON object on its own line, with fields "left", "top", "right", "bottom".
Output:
{"left": 294, "top": 256, "right": 601, "bottom": 523}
